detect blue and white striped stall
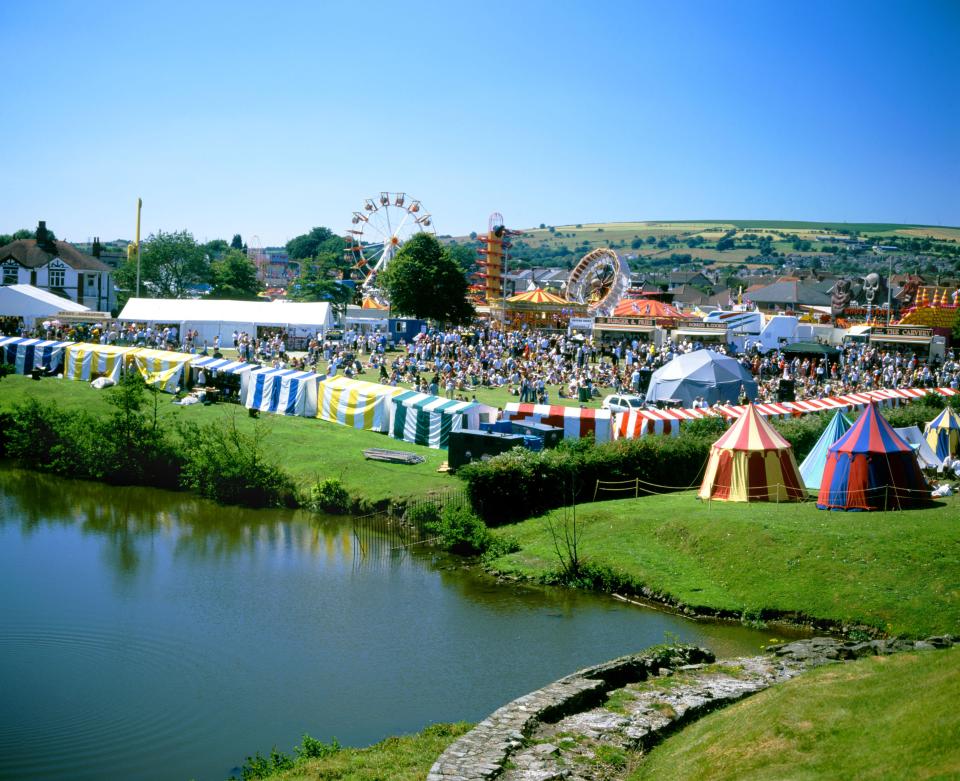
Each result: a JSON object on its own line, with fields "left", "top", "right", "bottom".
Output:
{"left": 243, "top": 368, "right": 319, "bottom": 417}
{"left": 0, "top": 336, "right": 75, "bottom": 374}
{"left": 190, "top": 355, "right": 257, "bottom": 381}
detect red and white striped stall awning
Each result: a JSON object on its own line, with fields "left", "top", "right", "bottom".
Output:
{"left": 503, "top": 403, "right": 612, "bottom": 443}
{"left": 609, "top": 387, "right": 956, "bottom": 440}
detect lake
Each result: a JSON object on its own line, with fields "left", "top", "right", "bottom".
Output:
{"left": 0, "top": 468, "right": 785, "bottom": 781}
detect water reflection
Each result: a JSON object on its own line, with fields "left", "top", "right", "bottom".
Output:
{"left": 0, "top": 466, "right": 793, "bottom": 781}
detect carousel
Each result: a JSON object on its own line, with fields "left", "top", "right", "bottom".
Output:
{"left": 494, "top": 288, "right": 587, "bottom": 330}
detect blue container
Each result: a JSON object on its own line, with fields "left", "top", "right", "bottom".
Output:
{"left": 492, "top": 420, "right": 514, "bottom": 434}
{"left": 478, "top": 421, "right": 495, "bottom": 433}
{"left": 522, "top": 435, "right": 544, "bottom": 452}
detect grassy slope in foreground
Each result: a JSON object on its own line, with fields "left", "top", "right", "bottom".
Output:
{"left": 239, "top": 722, "right": 471, "bottom": 781}
{"left": 631, "top": 647, "right": 960, "bottom": 781}
{"left": 0, "top": 375, "right": 455, "bottom": 505}
{"left": 488, "top": 493, "right": 960, "bottom": 637}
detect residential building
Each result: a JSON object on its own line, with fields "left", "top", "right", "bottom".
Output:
{"left": 0, "top": 222, "right": 116, "bottom": 312}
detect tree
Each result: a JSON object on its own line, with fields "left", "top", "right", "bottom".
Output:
{"left": 286, "top": 227, "right": 343, "bottom": 260}
{"left": 445, "top": 242, "right": 476, "bottom": 275}
{"left": 203, "top": 238, "right": 229, "bottom": 259}
{"left": 116, "top": 230, "right": 208, "bottom": 299}
{"left": 230, "top": 234, "right": 244, "bottom": 250}
{"left": 379, "top": 233, "right": 474, "bottom": 324}
{"left": 289, "top": 251, "right": 355, "bottom": 318}
{"left": 208, "top": 250, "right": 262, "bottom": 300}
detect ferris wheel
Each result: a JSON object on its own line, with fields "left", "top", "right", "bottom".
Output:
{"left": 345, "top": 192, "right": 434, "bottom": 296}
{"left": 566, "top": 247, "right": 631, "bottom": 316}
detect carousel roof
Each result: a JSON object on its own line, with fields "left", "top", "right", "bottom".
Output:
{"left": 506, "top": 288, "right": 569, "bottom": 305}
{"left": 612, "top": 298, "right": 687, "bottom": 318}
{"left": 361, "top": 297, "right": 389, "bottom": 310}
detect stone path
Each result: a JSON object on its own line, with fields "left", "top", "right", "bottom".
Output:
{"left": 428, "top": 635, "right": 957, "bottom": 781}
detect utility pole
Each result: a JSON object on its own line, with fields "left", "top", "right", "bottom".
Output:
{"left": 135, "top": 197, "right": 143, "bottom": 298}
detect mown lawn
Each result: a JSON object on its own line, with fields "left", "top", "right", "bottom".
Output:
{"left": 0, "top": 374, "right": 456, "bottom": 504}
{"left": 488, "top": 493, "right": 960, "bottom": 637}
{"left": 630, "top": 647, "right": 960, "bottom": 781}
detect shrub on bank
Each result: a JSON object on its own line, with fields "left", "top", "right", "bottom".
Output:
{"left": 309, "top": 477, "right": 350, "bottom": 514}
{"left": 179, "top": 418, "right": 299, "bottom": 509}
{"left": 458, "top": 434, "right": 714, "bottom": 525}
{"left": 424, "top": 505, "right": 520, "bottom": 558}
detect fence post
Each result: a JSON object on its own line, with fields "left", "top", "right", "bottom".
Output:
{"left": 635, "top": 477, "right": 639, "bottom": 499}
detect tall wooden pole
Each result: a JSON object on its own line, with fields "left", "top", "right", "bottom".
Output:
{"left": 135, "top": 197, "right": 142, "bottom": 298}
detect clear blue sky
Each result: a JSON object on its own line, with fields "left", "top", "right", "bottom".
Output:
{"left": 1, "top": 0, "right": 957, "bottom": 246}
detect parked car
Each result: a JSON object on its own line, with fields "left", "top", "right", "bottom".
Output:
{"left": 601, "top": 394, "right": 645, "bottom": 413}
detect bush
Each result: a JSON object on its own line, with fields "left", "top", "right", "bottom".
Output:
{"left": 179, "top": 418, "right": 298, "bottom": 508}
{"left": 310, "top": 478, "right": 350, "bottom": 514}
{"left": 424, "top": 504, "right": 519, "bottom": 557}
{"left": 459, "top": 434, "right": 713, "bottom": 525}
{"left": 295, "top": 734, "right": 341, "bottom": 760}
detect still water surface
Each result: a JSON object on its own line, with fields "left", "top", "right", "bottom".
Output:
{"left": 0, "top": 468, "right": 783, "bottom": 781}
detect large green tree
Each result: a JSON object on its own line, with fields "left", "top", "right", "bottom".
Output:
{"left": 286, "top": 226, "right": 344, "bottom": 260}
{"left": 208, "top": 250, "right": 262, "bottom": 300}
{"left": 116, "top": 230, "right": 208, "bottom": 299}
{"left": 379, "top": 233, "right": 474, "bottom": 324}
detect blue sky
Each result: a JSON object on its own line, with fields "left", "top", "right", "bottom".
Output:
{"left": 1, "top": 0, "right": 957, "bottom": 246}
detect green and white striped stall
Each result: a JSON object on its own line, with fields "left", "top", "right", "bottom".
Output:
{"left": 389, "top": 391, "right": 496, "bottom": 449}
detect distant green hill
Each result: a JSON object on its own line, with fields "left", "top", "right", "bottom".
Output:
{"left": 444, "top": 220, "right": 959, "bottom": 272}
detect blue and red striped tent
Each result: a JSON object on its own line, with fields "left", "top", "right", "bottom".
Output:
{"left": 817, "top": 402, "right": 930, "bottom": 511}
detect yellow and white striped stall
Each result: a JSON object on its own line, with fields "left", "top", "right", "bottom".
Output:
{"left": 131, "top": 348, "right": 195, "bottom": 393}
{"left": 316, "top": 376, "right": 405, "bottom": 433}
{"left": 63, "top": 343, "right": 138, "bottom": 383}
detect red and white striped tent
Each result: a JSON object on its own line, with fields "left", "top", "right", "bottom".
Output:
{"left": 614, "top": 387, "right": 956, "bottom": 440}
{"left": 502, "top": 403, "right": 612, "bottom": 443}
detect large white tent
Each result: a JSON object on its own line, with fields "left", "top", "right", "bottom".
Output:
{"left": 0, "top": 284, "right": 89, "bottom": 325}
{"left": 117, "top": 298, "right": 334, "bottom": 344}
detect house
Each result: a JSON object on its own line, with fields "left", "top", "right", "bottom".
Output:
{"left": 745, "top": 280, "right": 831, "bottom": 312}
{"left": 0, "top": 222, "right": 115, "bottom": 312}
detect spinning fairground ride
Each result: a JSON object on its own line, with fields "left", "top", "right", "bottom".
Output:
{"left": 565, "top": 247, "right": 631, "bottom": 316}
{"left": 345, "top": 192, "right": 434, "bottom": 307}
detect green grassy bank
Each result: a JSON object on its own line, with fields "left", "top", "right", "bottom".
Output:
{"left": 231, "top": 722, "right": 471, "bottom": 781}
{"left": 487, "top": 493, "right": 960, "bottom": 637}
{"left": 0, "top": 374, "right": 454, "bottom": 505}
{"left": 631, "top": 647, "right": 960, "bottom": 781}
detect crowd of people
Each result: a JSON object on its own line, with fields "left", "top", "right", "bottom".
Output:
{"left": 5, "top": 316, "right": 959, "bottom": 406}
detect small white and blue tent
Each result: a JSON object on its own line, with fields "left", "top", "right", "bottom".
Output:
{"left": 0, "top": 336, "right": 74, "bottom": 374}
{"left": 798, "top": 410, "right": 853, "bottom": 489}
{"left": 190, "top": 355, "right": 257, "bottom": 382}
{"left": 389, "top": 391, "right": 496, "bottom": 449}
{"left": 243, "top": 368, "right": 319, "bottom": 417}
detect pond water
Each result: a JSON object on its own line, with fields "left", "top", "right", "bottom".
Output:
{"left": 0, "top": 468, "right": 787, "bottom": 781}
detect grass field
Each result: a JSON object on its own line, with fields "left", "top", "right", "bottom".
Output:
{"left": 630, "top": 647, "right": 960, "bottom": 781}
{"left": 234, "top": 722, "right": 471, "bottom": 781}
{"left": 0, "top": 374, "right": 455, "bottom": 505}
{"left": 487, "top": 493, "right": 960, "bottom": 637}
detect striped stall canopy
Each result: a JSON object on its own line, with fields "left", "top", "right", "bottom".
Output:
{"left": 924, "top": 406, "right": 960, "bottom": 461}
{"left": 63, "top": 343, "right": 138, "bottom": 383}
{"left": 190, "top": 356, "right": 257, "bottom": 376}
{"left": 390, "top": 391, "right": 495, "bottom": 449}
{"left": 817, "top": 401, "right": 930, "bottom": 511}
{"left": 503, "top": 403, "right": 612, "bottom": 443}
{"left": 699, "top": 403, "right": 805, "bottom": 503}
{"left": 131, "top": 348, "right": 195, "bottom": 393}
{"left": 243, "top": 368, "right": 319, "bottom": 417}
{"left": 0, "top": 336, "right": 74, "bottom": 374}
{"left": 317, "top": 376, "right": 405, "bottom": 432}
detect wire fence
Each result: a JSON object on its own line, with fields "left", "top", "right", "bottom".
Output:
{"left": 351, "top": 487, "right": 471, "bottom": 564}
